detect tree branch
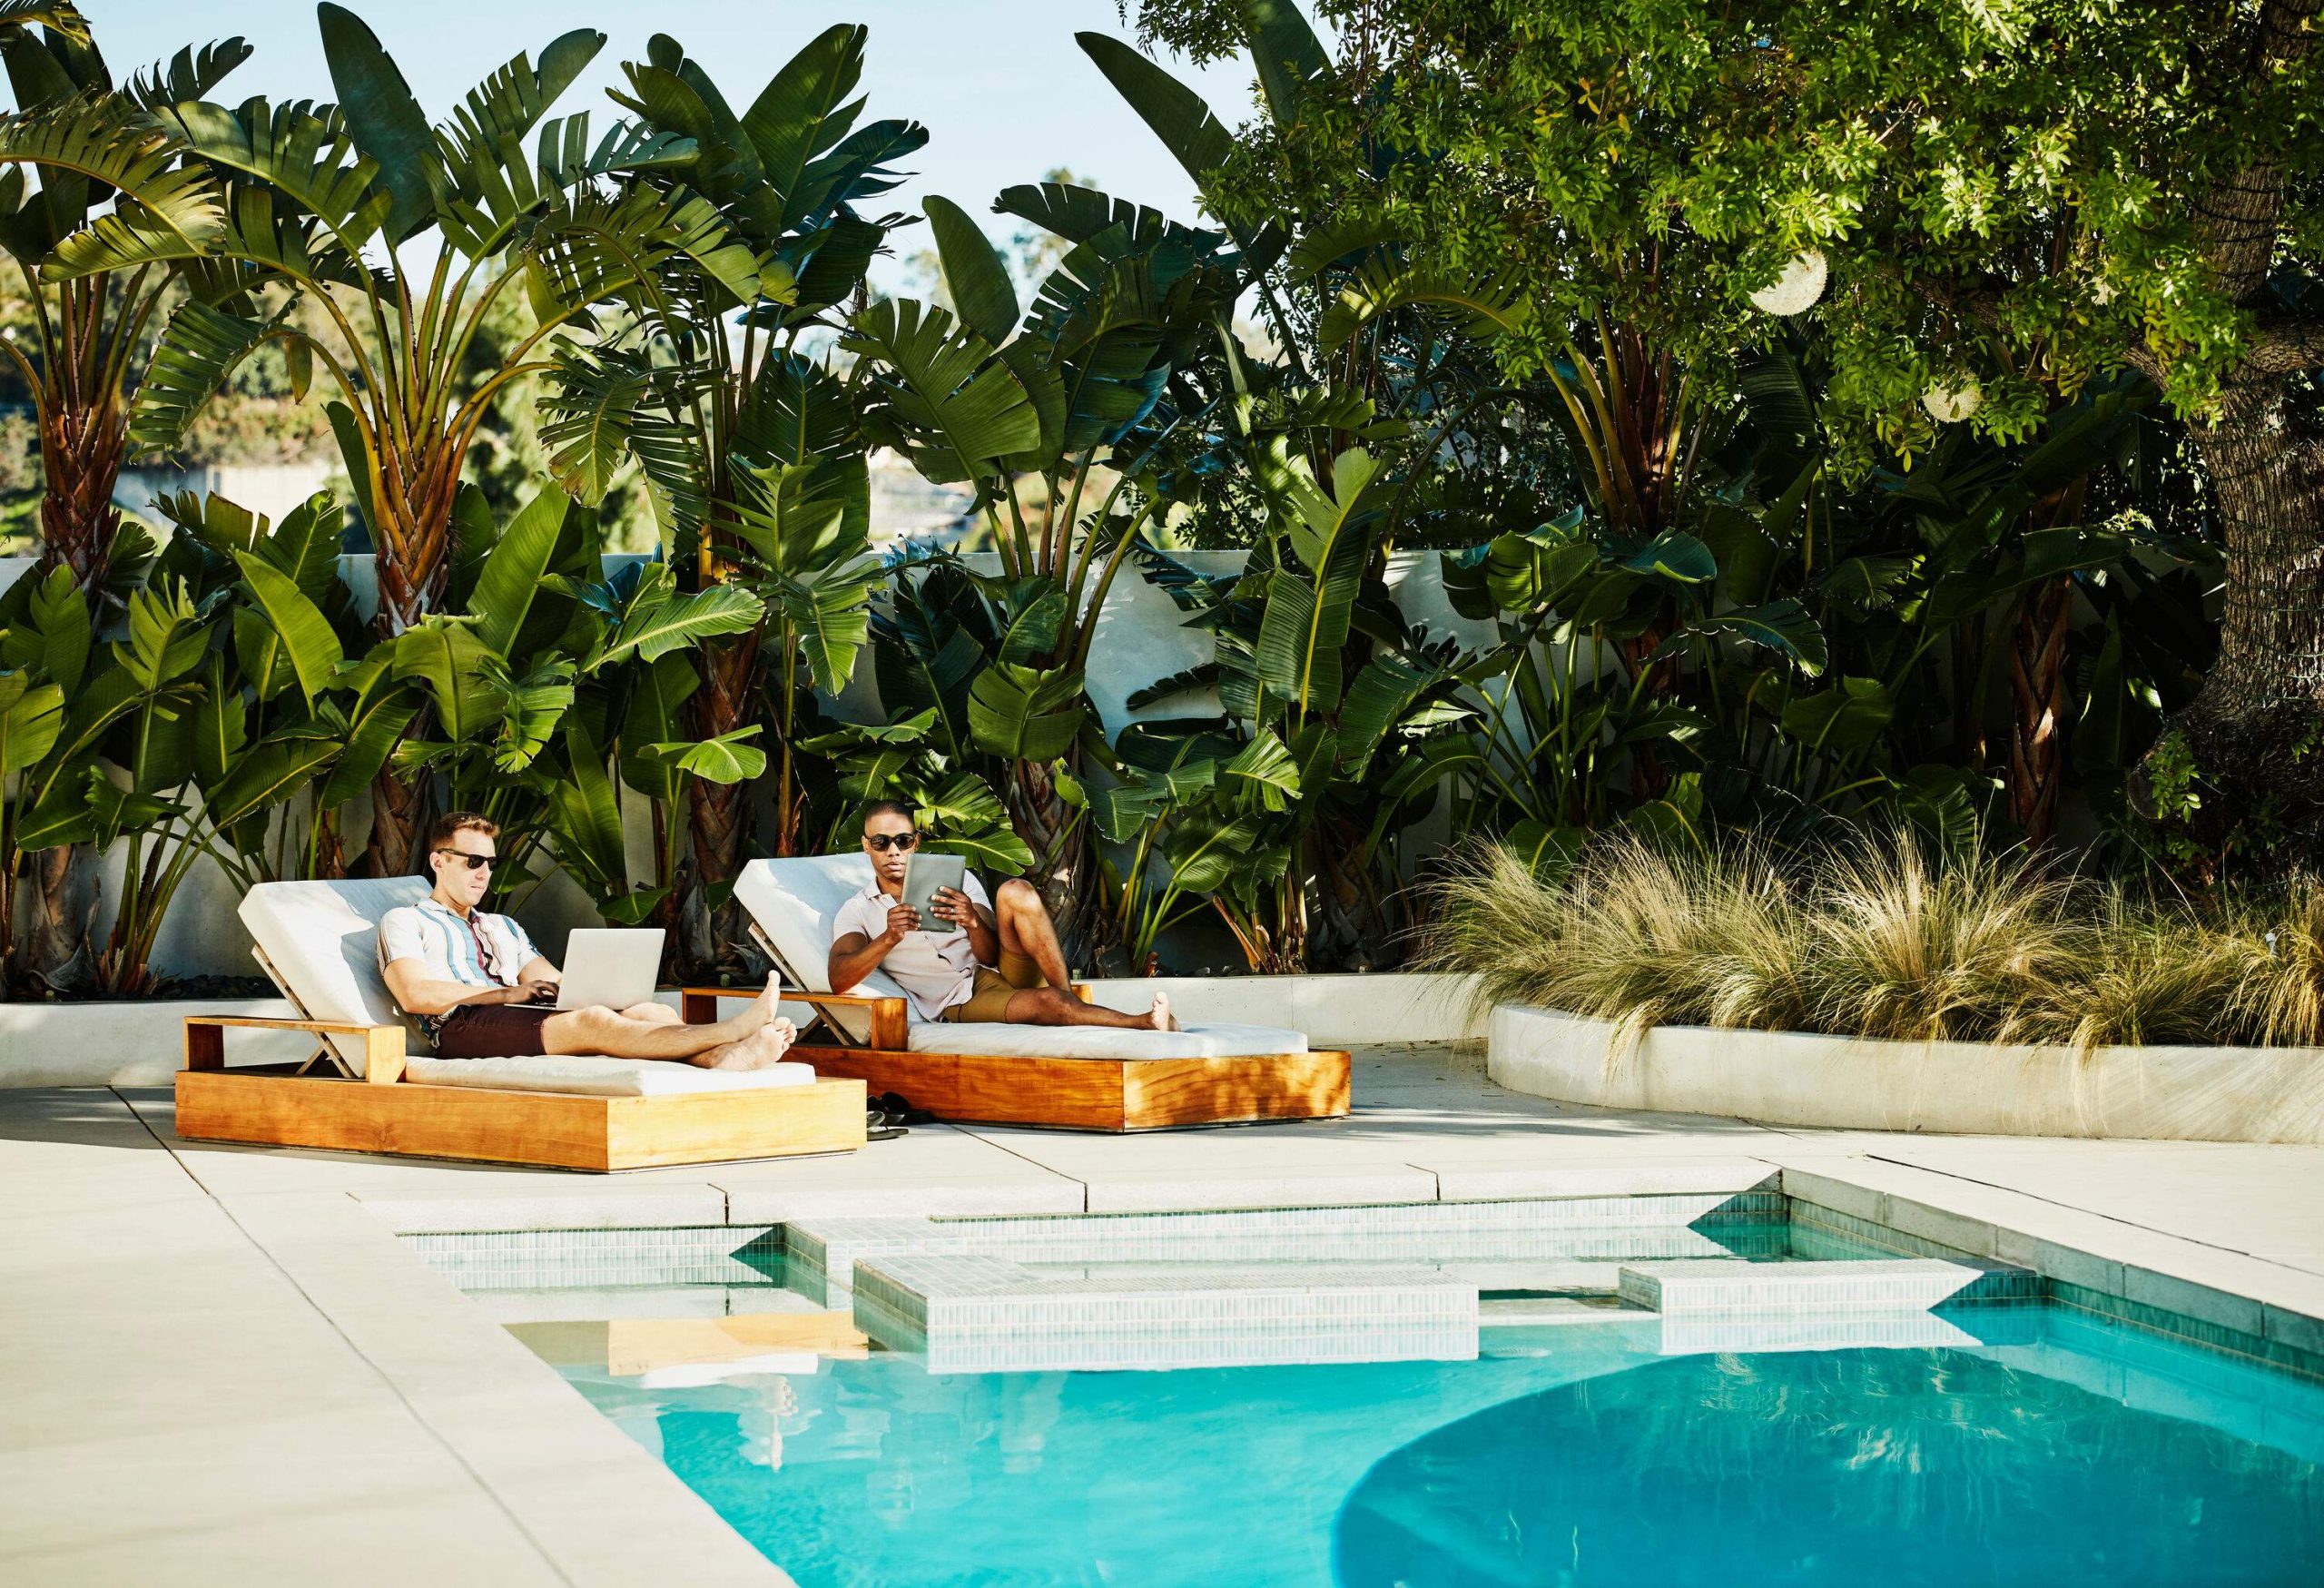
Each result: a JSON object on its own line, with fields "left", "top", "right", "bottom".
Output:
{"left": 2242, "top": 318, "right": 2324, "bottom": 375}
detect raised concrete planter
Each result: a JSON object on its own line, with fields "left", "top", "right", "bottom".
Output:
{"left": 1489, "top": 1005, "right": 2324, "bottom": 1145}
{"left": 0, "top": 997, "right": 309, "bottom": 1088}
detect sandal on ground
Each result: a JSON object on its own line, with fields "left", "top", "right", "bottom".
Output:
{"left": 866, "top": 1102, "right": 910, "bottom": 1140}
{"left": 873, "top": 1091, "right": 938, "bottom": 1126}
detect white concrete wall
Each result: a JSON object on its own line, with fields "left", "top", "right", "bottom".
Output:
{"left": 1489, "top": 1004, "right": 2324, "bottom": 1145}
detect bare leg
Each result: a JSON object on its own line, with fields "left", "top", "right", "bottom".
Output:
{"left": 1000, "top": 985, "right": 1178, "bottom": 1031}
{"left": 543, "top": 975, "right": 780, "bottom": 1061}
{"left": 693, "top": 1020, "right": 798, "bottom": 1071}
{"left": 617, "top": 1001, "right": 684, "bottom": 1027}
{"left": 993, "top": 877, "right": 1075, "bottom": 991}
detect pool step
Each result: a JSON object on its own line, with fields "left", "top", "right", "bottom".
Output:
{"left": 852, "top": 1253, "right": 1476, "bottom": 1373}
{"left": 1618, "top": 1258, "right": 2039, "bottom": 1315}
{"left": 784, "top": 1192, "right": 1783, "bottom": 1302}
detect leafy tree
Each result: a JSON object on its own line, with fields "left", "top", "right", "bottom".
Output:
{"left": 94, "top": 4, "right": 764, "bottom": 873}
{"left": 542, "top": 24, "right": 921, "bottom": 971}
{"left": 1132, "top": 0, "right": 2324, "bottom": 861}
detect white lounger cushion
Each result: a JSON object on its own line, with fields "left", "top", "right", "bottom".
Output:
{"left": 905, "top": 1021, "right": 1307, "bottom": 1060}
{"left": 734, "top": 854, "right": 908, "bottom": 1043}
{"left": 733, "top": 857, "right": 1316, "bottom": 1058}
{"left": 240, "top": 876, "right": 435, "bottom": 1070}
{"left": 403, "top": 1054, "right": 818, "bottom": 1097}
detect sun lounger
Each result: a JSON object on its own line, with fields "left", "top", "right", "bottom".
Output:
{"left": 174, "top": 878, "right": 866, "bottom": 1171}
{"left": 688, "top": 855, "right": 1351, "bottom": 1131}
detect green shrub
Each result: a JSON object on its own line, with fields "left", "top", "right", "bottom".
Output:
{"left": 1420, "top": 831, "right": 2324, "bottom": 1050}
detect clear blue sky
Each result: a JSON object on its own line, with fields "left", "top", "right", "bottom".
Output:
{"left": 94, "top": 0, "right": 1265, "bottom": 276}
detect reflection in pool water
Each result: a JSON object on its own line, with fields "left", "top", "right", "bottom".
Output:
{"left": 1336, "top": 1346, "right": 2324, "bottom": 1587}
{"left": 547, "top": 1307, "right": 2324, "bottom": 1587}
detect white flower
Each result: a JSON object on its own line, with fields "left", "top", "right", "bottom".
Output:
{"left": 1748, "top": 250, "right": 1828, "bottom": 317}
{"left": 1922, "top": 378, "right": 1983, "bottom": 423}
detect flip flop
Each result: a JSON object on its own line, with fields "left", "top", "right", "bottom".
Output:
{"left": 873, "top": 1090, "right": 938, "bottom": 1126}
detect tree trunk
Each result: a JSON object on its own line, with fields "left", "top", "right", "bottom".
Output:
{"left": 363, "top": 764, "right": 423, "bottom": 879}
{"left": 2144, "top": 380, "right": 2324, "bottom": 868}
{"left": 682, "top": 633, "right": 764, "bottom": 980}
{"left": 2007, "top": 575, "right": 2075, "bottom": 846}
{"left": 1007, "top": 757, "right": 1105, "bottom": 972}
{"left": 19, "top": 845, "right": 94, "bottom": 993}
{"left": 37, "top": 400, "right": 126, "bottom": 601}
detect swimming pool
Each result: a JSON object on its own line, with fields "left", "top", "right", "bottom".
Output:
{"left": 435, "top": 1213, "right": 2324, "bottom": 1586}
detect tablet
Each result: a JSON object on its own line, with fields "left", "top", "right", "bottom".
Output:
{"left": 901, "top": 851, "right": 968, "bottom": 929}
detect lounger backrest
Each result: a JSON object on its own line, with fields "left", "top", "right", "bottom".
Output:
{"left": 240, "top": 877, "right": 434, "bottom": 1069}
{"left": 734, "top": 855, "right": 911, "bottom": 1043}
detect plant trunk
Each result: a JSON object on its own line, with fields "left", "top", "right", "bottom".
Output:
{"left": 682, "top": 633, "right": 765, "bottom": 981}
{"left": 2007, "top": 575, "right": 2074, "bottom": 846}
{"left": 1007, "top": 757, "right": 1105, "bottom": 972}
{"left": 19, "top": 844, "right": 94, "bottom": 992}
{"left": 363, "top": 764, "right": 423, "bottom": 880}
{"left": 37, "top": 399, "right": 127, "bottom": 603}
{"left": 2143, "top": 379, "right": 2324, "bottom": 867}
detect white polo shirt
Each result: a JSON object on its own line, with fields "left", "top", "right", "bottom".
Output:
{"left": 830, "top": 873, "right": 990, "bottom": 1021}
{"left": 378, "top": 897, "right": 543, "bottom": 1041}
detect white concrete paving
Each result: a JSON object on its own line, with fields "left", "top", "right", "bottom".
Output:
{"left": 5, "top": 1042, "right": 2323, "bottom": 1585}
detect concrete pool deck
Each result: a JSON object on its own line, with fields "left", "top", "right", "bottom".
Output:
{"left": 6, "top": 1041, "right": 2324, "bottom": 1585}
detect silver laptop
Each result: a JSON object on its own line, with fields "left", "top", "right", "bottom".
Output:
{"left": 556, "top": 928, "right": 666, "bottom": 1011}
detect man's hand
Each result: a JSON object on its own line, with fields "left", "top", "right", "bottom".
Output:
{"left": 881, "top": 902, "right": 923, "bottom": 942}
{"left": 927, "top": 886, "right": 977, "bottom": 932}
{"left": 494, "top": 979, "right": 559, "bottom": 1006}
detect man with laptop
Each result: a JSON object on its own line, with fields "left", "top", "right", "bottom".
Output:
{"left": 827, "top": 801, "right": 1178, "bottom": 1031}
{"left": 379, "top": 812, "right": 796, "bottom": 1069}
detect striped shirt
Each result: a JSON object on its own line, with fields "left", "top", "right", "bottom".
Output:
{"left": 378, "top": 898, "right": 544, "bottom": 1043}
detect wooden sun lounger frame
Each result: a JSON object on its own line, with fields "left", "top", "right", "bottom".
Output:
{"left": 683, "top": 984, "right": 1351, "bottom": 1132}
{"left": 173, "top": 971, "right": 867, "bottom": 1171}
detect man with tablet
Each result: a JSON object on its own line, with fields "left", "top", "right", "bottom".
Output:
{"left": 827, "top": 801, "right": 1178, "bottom": 1031}
{"left": 379, "top": 812, "right": 797, "bottom": 1068}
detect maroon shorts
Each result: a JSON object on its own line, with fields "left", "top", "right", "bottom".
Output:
{"left": 432, "top": 1002, "right": 556, "bottom": 1059}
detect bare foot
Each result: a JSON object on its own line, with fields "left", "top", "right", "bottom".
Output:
{"left": 704, "top": 1021, "right": 796, "bottom": 1071}
{"left": 724, "top": 972, "right": 783, "bottom": 1038}
{"left": 1146, "top": 992, "right": 1178, "bottom": 1032}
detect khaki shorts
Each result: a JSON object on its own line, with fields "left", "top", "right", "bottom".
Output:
{"left": 942, "top": 950, "right": 1046, "bottom": 1022}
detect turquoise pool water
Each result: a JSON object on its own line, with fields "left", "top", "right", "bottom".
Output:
{"left": 550, "top": 1304, "right": 2324, "bottom": 1586}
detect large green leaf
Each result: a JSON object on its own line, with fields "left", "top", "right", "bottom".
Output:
{"left": 202, "top": 734, "right": 340, "bottom": 831}
{"left": 0, "top": 675, "right": 64, "bottom": 777}
{"left": 923, "top": 193, "right": 1019, "bottom": 348}
{"left": 1781, "top": 676, "right": 1895, "bottom": 754}
{"left": 316, "top": 2, "right": 438, "bottom": 242}
{"left": 1673, "top": 599, "right": 1829, "bottom": 676}
{"left": 26, "top": 565, "right": 87, "bottom": 694}
{"left": 1254, "top": 448, "right": 1379, "bottom": 712}
{"left": 129, "top": 297, "right": 281, "bottom": 457}
{"left": 1237, "top": 0, "right": 1332, "bottom": 125}
{"left": 231, "top": 551, "right": 343, "bottom": 708}
{"left": 315, "top": 690, "right": 417, "bottom": 809}
{"left": 741, "top": 23, "right": 863, "bottom": 213}
{"left": 468, "top": 488, "right": 570, "bottom": 656}
{"left": 126, "top": 36, "right": 254, "bottom": 113}
{"left": 1338, "top": 654, "right": 1452, "bottom": 774}
{"left": 0, "top": 94, "right": 224, "bottom": 275}
{"left": 843, "top": 299, "right": 1042, "bottom": 484}
{"left": 1076, "top": 34, "right": 1231, "bottom": 183}
{"left": 1318, "top": 258, "right": 1531, "bottom": 351}
{"left": 586, "top": 563, "right": 762, "bottom": 669}
{"left": 540, "top": 720, "right": 626, "bottom": 897}
{"left": 641, "top": 726, "right": 765, "bottom": 784}
{"left": 968, "top": 661, "right": 1086, "bottom": 763}
{"left": 393, "top": 618, "right": 497, "bottom": 740}
{"left": 770, "top": 559, "right": 881, "bottom": 695}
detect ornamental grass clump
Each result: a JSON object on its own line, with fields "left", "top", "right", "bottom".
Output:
{"left": 1798, "top": 834, "right": 2082, "bottom": 1044}
{"left": 1423, "top": 830, "right": 2324, "bottom": 1051}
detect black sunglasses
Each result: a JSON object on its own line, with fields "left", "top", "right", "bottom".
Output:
{"left": 865, "top": 832, "right": 921, "bottom": 853}
{"left": 434, "top": 850, "right": 495, "bottom": 872}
